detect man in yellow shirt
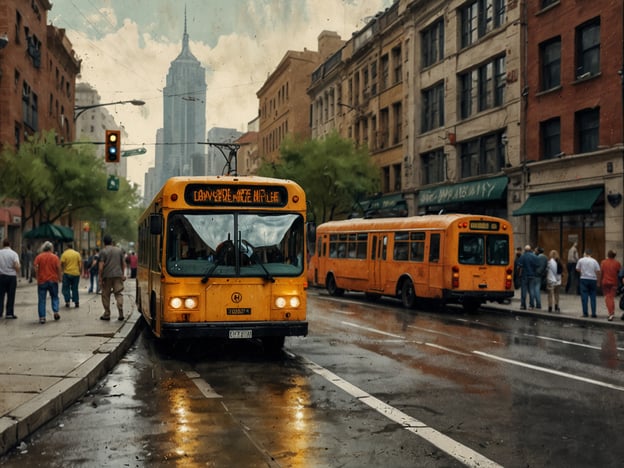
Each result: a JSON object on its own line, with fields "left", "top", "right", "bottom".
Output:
{"left": 60, "top": 243, "right": 82, "bottom": 308}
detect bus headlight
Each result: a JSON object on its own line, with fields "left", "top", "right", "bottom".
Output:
{"left": 274, "top": 295, "right": 301, "bottom": 309}
{"left": 184, "top": 297, "right": 198, "bottom": 309}
{"left": 169, "top": 296, "right": 199, "bottom": 310}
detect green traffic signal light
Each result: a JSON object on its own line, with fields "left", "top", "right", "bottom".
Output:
{"left": 105, "top": 130, "right": 121, "bottom": 163}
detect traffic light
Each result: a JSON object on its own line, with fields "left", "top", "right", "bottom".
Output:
{"left": 105, "top": 130, "right": 121, "bottom": 163}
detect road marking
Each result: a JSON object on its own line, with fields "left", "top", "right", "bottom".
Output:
{"left": 340, "top": 320, "right": 405, "bottom": 339}
{"left": 473, "top": 351, "right": 624, "bottom": 392}
{"left": 303, "top": 358, "right": 501, "bottom": 468}
{"left": 185, "top": 371, "right": 222, "bottom": 398}
{"left": 529, "top": 334, "right": 624, "bottom": 352}
{"left": 425, "top": 342, "right": 472, "bottom": 356}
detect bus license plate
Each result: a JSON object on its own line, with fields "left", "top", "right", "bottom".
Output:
{"left": 229, "top": 330, "right": 252, "bottom": 339}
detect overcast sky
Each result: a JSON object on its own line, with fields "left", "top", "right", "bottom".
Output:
{"left": 49, "top": 0, "right": 393, "bottom": 191}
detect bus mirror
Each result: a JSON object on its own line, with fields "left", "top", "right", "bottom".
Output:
{"left": 149, "top": 213, "right": 163, "bottom": 235}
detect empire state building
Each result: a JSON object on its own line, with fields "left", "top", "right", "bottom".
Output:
{"left": 158, "top": 12, "right": 207, "bottom": 188}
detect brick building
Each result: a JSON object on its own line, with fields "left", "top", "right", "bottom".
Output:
{"left": 510, "top": 0, "right": 624, "bottom": 264}
{"left": 257, "top": 31, "right": 344, "bottom": 162}
{"left": 0, "top": 0, "right": 80, "bottom": 147}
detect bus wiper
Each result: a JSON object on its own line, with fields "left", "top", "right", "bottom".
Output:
{"left": 253, "top": 255, "right": 275, "bottom": 283}
{"left": 201, "top": 261, "right": 220, "bottom": 284}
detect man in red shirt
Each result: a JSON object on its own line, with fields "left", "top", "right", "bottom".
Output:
{"left": 600, "top": 250, "right": 621, "bottom": 321}
{"left": 33, "top": 241, "right": 62, "bottom": 324}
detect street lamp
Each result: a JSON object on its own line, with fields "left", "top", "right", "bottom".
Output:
{"left": 74, "top": 99, "right": 145, "bottom": 120}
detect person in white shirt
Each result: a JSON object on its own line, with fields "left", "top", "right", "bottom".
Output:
{"left": 576, "top": 249, "right": 601, "bottom": 318}
{"left": 0, "top": 238, "right": 20, "bottom": 319}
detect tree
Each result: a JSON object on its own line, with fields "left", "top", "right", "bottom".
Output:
{"left": 257, "top": 132, "right": 379, "bottom": 223}
{"left": 0, "top": 131, "right": 142, "bottom": 244}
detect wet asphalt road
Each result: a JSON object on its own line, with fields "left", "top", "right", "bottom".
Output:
{"left": 1, "top": 289, "right": 623, "bottom": 467}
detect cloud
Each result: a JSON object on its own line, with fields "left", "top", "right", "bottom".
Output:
{"left": 58, "top": 0, "right": 393, "bottom": 190}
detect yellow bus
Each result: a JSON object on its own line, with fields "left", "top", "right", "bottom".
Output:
{"left": 137, "top": 176, "right": 307, "bottom": 350}
{"left": 308, "top": 214, "right": 513, "bottom": 312}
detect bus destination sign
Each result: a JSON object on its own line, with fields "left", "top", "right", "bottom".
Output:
{"left": 184, "top": 184, "right": 288, "bottom": 207}
{"left": 469, "top": 220, "right": 500, "bottom": 231}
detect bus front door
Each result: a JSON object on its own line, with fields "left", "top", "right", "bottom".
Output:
{"left": 370, "top": 234, "right": 386, "bottom": 292}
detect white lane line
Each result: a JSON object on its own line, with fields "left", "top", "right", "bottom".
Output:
{"left": 425, "top": 342, "right": 472, "bottom": 356}
{"left": 529, "top": 334, "right": 624, "bottom": 352}
{"left": 340, "top": 320, "right": 405, "bottom": 339}
{"left": 185, "top": 371, "right": 223, "bottom": 398}
{"left": 330, "top": 308, "right": 356, "bottom": 316}
{"left": 303, "top": 358, "right": 502, "bottom": 468}
{"left": 472, "top": 351, "right": 624, "bottom": 392}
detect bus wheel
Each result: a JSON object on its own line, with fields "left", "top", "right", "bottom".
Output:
{"left": 326, "top": 274, "right": 344, "bottom": 296}
{"left": 400, "top": 279, "right": 416, "bottom": 308}
{"left": 262, "top": 336, "right": 285, "bottom": 354}
{"left": 463, "top": 300, "right": 482, "bottom": 313}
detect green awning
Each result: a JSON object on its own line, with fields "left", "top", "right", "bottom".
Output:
{"left": 512, "top": 187, "right": 602, "bottom": 216}
{"left": 418, "top": 176, "right": 507, "bottom": 206}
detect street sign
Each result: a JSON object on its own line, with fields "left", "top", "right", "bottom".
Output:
{"left": 121, "top": 147, "right": 147, "bottom": 157}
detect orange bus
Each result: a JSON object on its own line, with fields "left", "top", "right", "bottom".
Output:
{"left": 137, "top": 176, "right": 307, "bottom": 350}
{"left": 308, "top": 214, "right": 513, "bottom": 312}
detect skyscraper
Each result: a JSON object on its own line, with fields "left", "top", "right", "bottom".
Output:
{"left": 158, "top": 10, "right": 207, "bottom": 188}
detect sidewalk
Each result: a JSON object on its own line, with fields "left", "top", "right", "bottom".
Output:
{"left": 0, "top": 277, "right": 142, "bottom": 455}
{"left": 1, "top": 282, "right": 623, "bottom": 457}
{"left": 485, "top": 288, "right": 624, "bottom": 329}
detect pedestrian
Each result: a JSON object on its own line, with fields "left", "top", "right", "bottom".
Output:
{"left": 60, "top": 242, "right": 82, "bottom": 308}
{"left": 88, "top": 248, "right": 100, "bottom": 294}
{"left": 535, "top": 247, "right": 548, "bottom": 293}
{"left": 600, "top": 250, "right": 621, "bottom": 321}
{"left": 513, "top": 247, "right": 523, "bottom": 289}
{"left": 98, "top": 235, "right": 126, "bottom": 321}
{"left": 516, "top": 245, "right": 539, "bottom": 310}
{"left": 33, "top": 241, "right": 62, "bottom": 324}
{"left": 566, "top": 241, "right": 579, "bottom": 294}
{"left": 127, "top": 250, "right": 138, "bottom": 278}
{"left": 81, "top": 249, "right": 90, "bottom": 279}
{"left": 0, "top": 238, "right": 20, "bottom": 319}
{"left": 576, "top": 249, "right": 601, "bottom": 318}
{"left": 21, "top": 245, "right": 34, "bottom": 283}
{"left": 546, "top": 250, "right": 562, "bottom": 313}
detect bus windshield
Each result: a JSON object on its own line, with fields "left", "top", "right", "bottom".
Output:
{"left": 166, "top": 211, "right": 304, "bottom": 278}
{"left": 459, "top": 233, "right": 509, "bottom": 266}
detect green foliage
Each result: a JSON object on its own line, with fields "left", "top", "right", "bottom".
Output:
{"left": 257, "top": 132, "right": 379, "bottom": 223}
{"left": 0, "top": 130, "right": 142, "bottom": 244}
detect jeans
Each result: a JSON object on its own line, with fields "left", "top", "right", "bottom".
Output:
{"left": 520, "top": 277, "right": 529, "bottom": 308}
{"left": 89, "top": 271, "right": 99, "bottom": 293}
{"left": 62, "top": 273, "right": 80, "bottom": 304}
{"left": 38, "top": 281, "right": 59, "bottom": 318}
{"left": 529, "top": 276, "right": 542, "bottom": 308}
{"left": 0, "top": 274, "right": 18, "bottom": 316}
{"left": 580, "top": 278, "right": 597, "bottom": 317}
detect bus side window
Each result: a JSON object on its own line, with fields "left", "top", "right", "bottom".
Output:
{"left": 394, "top": 232, "right": 409, "bottom": 261}
{"left": 371, "top": 236, "right": 377, "bottom": 260}
{"left": 382, "top": 236, "right": 387, "bottom": 260}
{"left": 410, "top": 232, "right": 425, "bottom": 262}
{"left": 429, "top": 233, "right": 440, "bottom": 262}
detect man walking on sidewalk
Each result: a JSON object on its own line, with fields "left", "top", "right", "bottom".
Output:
{"left": 98, "top": 235, "right": 126, "bottom": 321}
{"left": 34, "top": 241, "right": 62, "bottom": 324}
{"left": 60, "top": 242, "right": 82, "bottom": 308}
{"left": 576, "top": 249, "right": 601, "bottom": 318}
{"left": 600, "top": 250, "right": 621, "bottom": 321}
{"left": 0, "top": 238, "right": 20, "bottom": 319}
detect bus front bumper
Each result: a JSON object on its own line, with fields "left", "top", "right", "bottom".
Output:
{"left": 160, "top": 321, "right": 308, "bottom": 340}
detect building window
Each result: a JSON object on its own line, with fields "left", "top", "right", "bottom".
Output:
{"left": 421, "top": 82, "right": 444, "bottom": 132}
{"left": 22, "top": 82, "right": 38, "bottom": 131}
{"left": 576, "top": 18, "right": 600, "bottom": 79}
{"left": 576, "top": 108, "right": 599, "bottom": 153}
{"left": 541, "top": 0, "right": 558, "bottom": 8}
{"left": 421, "top": 148, "right": 445, "bottom": 185}
{"left": 421, "top": 19, "right": 444, "bottom": 68}
{"left": 370, "top": 62, "right": 378, "bottom": 96}
{"left": 393, "top": 164, "right": 401, "bottom": 191}
{"left": 541, "top": 117, "right": 561, "bottom": 159}
{"left": 380, "top": 54, "right": 389, "bottom": 91}
{"left": 460, "top": 0, "right": 506, "bottom": 49}
{"left": 459, "top": 56, "right": 505, "bottom": 119}
{"left": 540, "top": 37, "right": 561, "bottom": 91}
{"left": 392, "top": 45, "right": 402, "bottom": 84}
{"left": 392, "top": 102, "right": 402, "bottom": 145}
{"left": 460, "top": 131, "right": 505, "bottom": 178}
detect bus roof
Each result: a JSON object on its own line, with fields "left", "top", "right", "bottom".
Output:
{"left": 316, "top": 214, "right": 509, "bottom": 232}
